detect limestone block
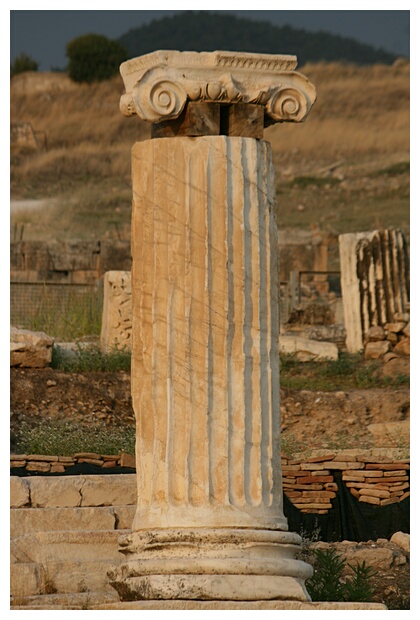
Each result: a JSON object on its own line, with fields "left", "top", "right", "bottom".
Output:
{"left": 25, "top": 474, "right": 137, "bottom": 508}
{"left": 279, "top": 336, "right": 338, "bottom": 362}
{"left": 385, "top": 321, "right": 406, "bottom": 333}
{"left": 10, "top": 563, "right": 41, "bottom": 598}
{"left": 367, "top": 325, "right": 385, "bottom": 341}
{"left": 10, "top": 476, "right": 30, "bottom": 508}
{"left": 364, "top": 340, "right": 391, "bottom": 359}
{"left": 402, "top": 322, "right": 410, "bottom": 337}
{"left": 113, "top": 505, "right": 136, "bottom": 530}
{"left": 342, "top": 546, "right": 394, "bottom": 570}
{"left": 390, "top": 531, "right": 410, "bottom": 553}
{"left": 10, "top": 326, "right": 54, "bottom": 368}
{"left": 80, "top": 476, "right": 137, "bottom": 507}
{"left": 10, "top": 506, "right": 117, "bottom": 537}
{"left": 100, "top": 271, "right": 132, "bottom": 352}
{"left": 394, "top": 337, "right": 410, "bottom": 356}
{"left": 29, "top": 476, "right": 83, "bottom": 508}
{"left": 12, "top": 530, "right": 123, "bottom": 564}
{"left": 95, "top": 601, "right": 387, "bottom": 610}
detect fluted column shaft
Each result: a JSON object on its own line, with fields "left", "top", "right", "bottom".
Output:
{"left": 109, "top": 136, "right": 312, "bottom": 602}
{"left": 131, "top": 136, "right": 284, "bottom": 530}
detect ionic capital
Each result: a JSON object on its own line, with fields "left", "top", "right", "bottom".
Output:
{"left": 120, "top": 50, "right": 316, "bottom": 125}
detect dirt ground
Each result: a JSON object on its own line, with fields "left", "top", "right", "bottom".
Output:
{"left": 10, "top": 363, "right": 410, "bottom": 452}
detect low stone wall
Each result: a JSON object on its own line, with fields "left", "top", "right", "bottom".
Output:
{"left": 11, "top": 448, "right": 409, "bottom": 516}
{"left": 10, "top": 452, "right": 136, "bottom": 474}
{"left": 282, "top": 448, "right": 409, "bottom": 514}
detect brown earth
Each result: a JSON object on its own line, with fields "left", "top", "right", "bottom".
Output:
{"left": 10, "top": 365, "right": 409, "bottom": 452}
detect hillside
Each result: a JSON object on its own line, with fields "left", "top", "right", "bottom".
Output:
{"left": 10, "top": 61, "right": 409, "bottom": 243}
{"left": 117, "top": 11, "right": 399, "bottom": 66}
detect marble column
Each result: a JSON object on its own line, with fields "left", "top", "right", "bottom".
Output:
{"left": 108, "top": 50, "right": 316, "bottom": 602}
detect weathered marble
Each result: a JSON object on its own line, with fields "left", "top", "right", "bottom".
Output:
{"left": 339, "top": 229, "right": 410, "bottom": 353}
{"left": 109, "top": 50, "right": 316, "bottom": 603}
{"left": 119, "top": 50, "right": 316, "bottom": 125}
{"left": 100, "top": 270, "right": 132, "bottom": 351}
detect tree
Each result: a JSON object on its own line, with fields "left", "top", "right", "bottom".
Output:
{"left": 66, "top": 34, "right": 127, "bottom": 83}
{"left": 11, "top": 53, "right": 38, "bottom": 77}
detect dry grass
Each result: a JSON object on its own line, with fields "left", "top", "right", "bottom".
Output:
{"left": 10, "top": 62, "right": 409, "bottom": 240}
{"left": 267, "top": 61, "right": 409, "bottom": 161}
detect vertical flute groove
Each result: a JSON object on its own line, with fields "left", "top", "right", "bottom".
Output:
{"left": 131, "top": 137, "right": 286, "bottom": 529}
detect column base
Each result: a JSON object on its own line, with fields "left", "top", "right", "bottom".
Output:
{"left": 108, "top": 528, "right": 313, "bottom": 602}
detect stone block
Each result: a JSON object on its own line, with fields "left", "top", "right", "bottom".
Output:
{"left": 359, "top": 495, "right": 381, "bottom": 505}
{"left": 279, "top": 336, "right": 338, "bottom": 362}
{"left": 367, "top": 326, "right": 385, "bottom": 341}
{"left": 394, "top": 337, "right": 410, "bottom": 356}
{"left": 385, "top": 322, "right": 406, "bottom": 333}
{"left": 364, "top": 340, "right": 391, "bottom": 359}
{"left": 29, "top": 477, "right": 83, "bottom": 508}
{"left": 120, "top": 452, "right": 136, "bottom": 468}
{"left": 10, "top": 327, "right": 54, "bottom": 368}
{"left": 100, "top": 271, "right": 132, "bottom": 352}
{"left": 10, "top": 506, "right": 117, "bottom": 537}
{"left": 358, "top": 488, "right": 390, "bottom": 499}
{"left": 10, "top": 563, "right": 41, "bottom": 597}
{"left": 24, "top": 474, "right": 138, "bottom": 508}
{"left": 113, "top": 505, "right": 136, "bottom": 530}
{"left": 12, "top": 530, "right": 124, "bottom": 564}
{"left": 79, "top": 475, "right": 137, "bottom": 507}
{"left": 10, "top": 477, "right": 30, "bottom": 508}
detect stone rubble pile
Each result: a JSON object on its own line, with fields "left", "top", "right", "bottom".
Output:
{"left": 282, "top": 448, "right": 409, "bottom": 514}
{"left": 364, "top": 312, "right": 410, "bottom": 360}
{"left": 10, "top": 327, "right": 54, "bottom": 368}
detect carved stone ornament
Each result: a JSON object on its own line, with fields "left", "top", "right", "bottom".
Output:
{"left": 120, "top": 50, "right": 316, "bottom": 124}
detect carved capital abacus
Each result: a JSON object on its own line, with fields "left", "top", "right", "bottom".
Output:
{"left": 119, "top": 50, "right": 316, "bottom": 132}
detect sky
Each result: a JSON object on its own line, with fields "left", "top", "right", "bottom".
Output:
{"left": 9, "top": 7, "right": 411, "bottom": 72}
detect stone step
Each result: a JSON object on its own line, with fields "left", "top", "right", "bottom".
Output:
{"left": 11, "top": 473, "right": 137, "bottom": 508}
{"left": 12, "top": 558, "right": 121, "bottom": 596}
{"left": 10, "top": 590, "right": 120, "bottom": 610}
{"left": 10, "top": 562, "right": 40, "bottom": 597}
{"left": 11, "top": 505, "right": 135, "bottom": 536}
{"left": 11, "top": 529, "right": 126, "bottom": 565}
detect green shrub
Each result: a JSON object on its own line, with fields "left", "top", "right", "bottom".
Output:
{"left": 306, "top": 548, "right": 377, "bottom": 603}
{"left": 306, "top": 547, "right": 347, "bottom": 601}
{"left": 66, "top": 34, "right": 127, "bottom": 83}
{"left": 51, "top": 343, "right": 131, "bottom": 372}
{"left": 344, "top": 561, "right": 377, "bottom": 603}
{"left": 11, "top": 52, "right": 38, "bottom": 77}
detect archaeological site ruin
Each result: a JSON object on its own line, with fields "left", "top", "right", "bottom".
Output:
{"left": 10, "top": 48, "right": 409, "bottom": 611}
